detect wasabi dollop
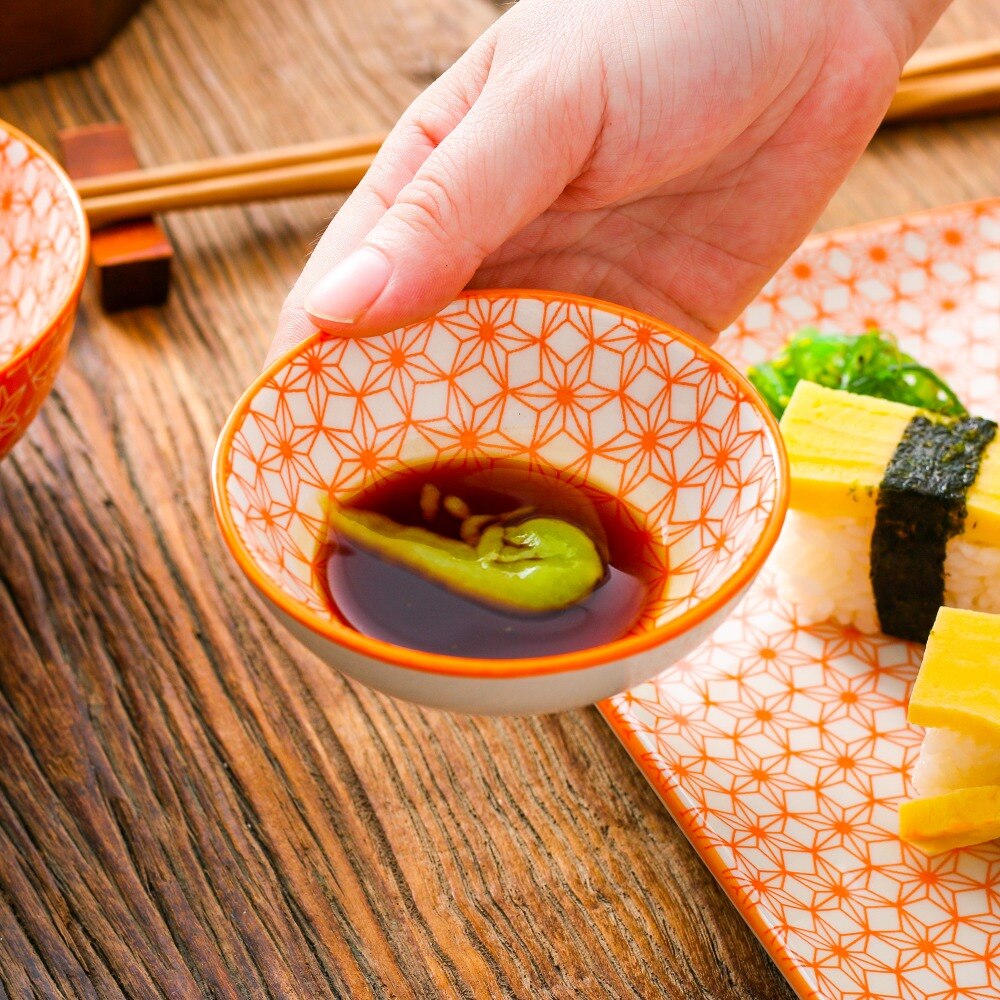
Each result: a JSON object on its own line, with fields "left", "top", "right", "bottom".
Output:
{"left": 330, "top": 506, "right": 604, "bottom": 614}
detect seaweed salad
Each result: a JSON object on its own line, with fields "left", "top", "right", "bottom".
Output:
{"left": 748, "top": 328, "right": 967, "bottom": 420}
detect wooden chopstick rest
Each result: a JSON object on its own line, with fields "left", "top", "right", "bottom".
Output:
{"left": 59, "top": 123, "right": 173, "bottom": 312}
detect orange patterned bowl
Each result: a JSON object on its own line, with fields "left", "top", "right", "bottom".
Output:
{"left": 0, "top": 119, "right": 88, "bottom": 460}
{"left": 213, "top": 291, "right": 788, "bottom": 714}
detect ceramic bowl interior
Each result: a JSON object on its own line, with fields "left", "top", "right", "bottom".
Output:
{"left": 0, "top": 120, "right": 88, "bottom": 458}
{"left": 0, "top": 124, "right": 85, "bottom": 366}
{"left": 215, "top": 291, "right": 785, "bottom": 675}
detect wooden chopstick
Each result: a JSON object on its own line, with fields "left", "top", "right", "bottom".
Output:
{"left": 886, "top": 65, "right": 1000, "bottom": 124}
{"left": 901, "top": 37, "right": 1000, "bottom": 80}
{"left": 74, "top": 131, "right": 385, "bottom": 200}
{"left": 79, "top": 39, "right": 1000, "bottom": 231}
{"left": 82, "top": 154, "right": 375, "bottom": 228}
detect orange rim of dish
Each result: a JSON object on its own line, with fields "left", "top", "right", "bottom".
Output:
{"left": 212, "top": 288, "right": 790, "bottom": 680}
{"left": 0, "top": 118, "right": 90, "bottom": 381}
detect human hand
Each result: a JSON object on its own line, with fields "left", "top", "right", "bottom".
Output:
{"left": 270, "top": 0, "right": 949, "bottom": 359}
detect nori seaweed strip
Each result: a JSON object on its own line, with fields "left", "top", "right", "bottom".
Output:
{"left": 871, "top": 415, "right": 997, "bottom": 642}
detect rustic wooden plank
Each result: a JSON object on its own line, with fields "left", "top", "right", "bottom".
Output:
{"left": 1, "top": 0, "right": 999, "bottom": 997}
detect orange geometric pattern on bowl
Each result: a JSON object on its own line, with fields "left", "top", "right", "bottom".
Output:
{"left": 604, "top": 199, "right": 1000, "bottom": 1000}
{"left": 0, "top": 121, "right": 88, "bottom": 459}
{"left": 220, "top": 291, "right": 780, "bottom": 666}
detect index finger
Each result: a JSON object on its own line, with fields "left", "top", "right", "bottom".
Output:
{"left": 267, "top": 34, "right": 496, "bottom": 364}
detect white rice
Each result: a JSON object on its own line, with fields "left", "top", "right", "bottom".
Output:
{"left": 912, "top": 726, "right": 1000, "bottom": 797}
{"left": 772, "top": 509, "right": 1000, "bottom": 635}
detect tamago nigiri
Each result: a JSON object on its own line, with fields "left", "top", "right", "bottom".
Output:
{"left": 771, "top": 381, "right": 1000, "bottom": 641}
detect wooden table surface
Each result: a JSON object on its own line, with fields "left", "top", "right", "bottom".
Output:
{"left": 1, "top": 0, "right": 999, "bottom": 996}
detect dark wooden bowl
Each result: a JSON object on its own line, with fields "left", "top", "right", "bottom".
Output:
{"left": 1, "top": 0, "right": 145, "bottom": 83}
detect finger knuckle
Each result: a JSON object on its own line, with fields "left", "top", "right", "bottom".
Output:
{"left": 393, "top": 171, "right": 466, "bottom": 249}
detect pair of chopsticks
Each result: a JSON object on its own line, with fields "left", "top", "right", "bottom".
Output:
{"left": 78, "top": 131, "right": 384, "bottom": 229}
{"left": 78, "top": 37, "right": 1000, "bottom": 231}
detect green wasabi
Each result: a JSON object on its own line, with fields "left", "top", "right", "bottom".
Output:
{"left": 330, "top": 506, "right": 605, "bottom": 614}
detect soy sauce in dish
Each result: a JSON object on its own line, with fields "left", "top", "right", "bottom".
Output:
{"left": 320, "top": 460, "right": 662, "bottom": 659}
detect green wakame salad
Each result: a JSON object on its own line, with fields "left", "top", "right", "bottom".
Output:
{"left": 747, "top": 328, "right": 967, "bottom": 420}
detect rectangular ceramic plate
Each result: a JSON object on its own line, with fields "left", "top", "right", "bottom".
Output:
{"left": 601, "top": 199, "right": 1000, "bottom": 1000}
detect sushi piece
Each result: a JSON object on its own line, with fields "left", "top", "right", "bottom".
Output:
{"left": 899, "top": 607, "right": 1000, "bottom": 855}
{"left": 772, "top": 381, "right": 1000, "bottom": 641}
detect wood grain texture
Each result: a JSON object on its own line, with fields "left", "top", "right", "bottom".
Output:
{"left": 1, "top": 0, "right": 999, "bottom": 997}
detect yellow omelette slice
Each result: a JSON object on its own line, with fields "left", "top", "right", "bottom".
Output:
{"left": 900, "top": 608, "right": 1000, "bottom": 856}
{"left": 779, "top": 381, "right": 1000, "bottom": 543}
{"left": 908, "top": 607, "right": 1000, "bottom": 744}
{"left": 899, "top": 787, "right": 1000, "bottom": 856}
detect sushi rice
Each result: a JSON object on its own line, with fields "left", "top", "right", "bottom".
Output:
{"left": 772, "top": 510, "right": 1000, "bottom": 636}
{"left": 911, "top": 726, "right": 1000, "bottom": 798}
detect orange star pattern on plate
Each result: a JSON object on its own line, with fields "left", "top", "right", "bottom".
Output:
{"left": 603, "top": 200, "right": 1000, "bottom": 1000}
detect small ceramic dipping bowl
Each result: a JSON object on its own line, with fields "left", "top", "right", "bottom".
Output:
{"left": 213, "top": 291, "right": 787, "bottom": 714}
{"left": 0, "top": 119, "right": 89, "bottom": 460}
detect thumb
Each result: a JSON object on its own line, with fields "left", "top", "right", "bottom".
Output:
{"left": 302, "top": 79, "right": 592, "bottom": 337}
